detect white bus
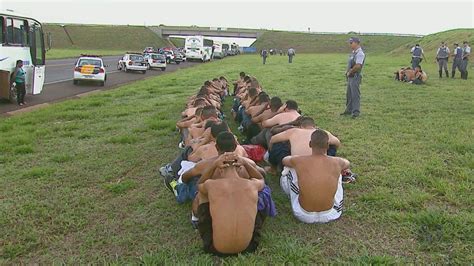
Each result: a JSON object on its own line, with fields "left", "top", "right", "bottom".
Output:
{"left": 184, "top": 35, "right": 212, "bottom": 62}
{"left": 0, "top": 10, "right": 46, "bottom": 101}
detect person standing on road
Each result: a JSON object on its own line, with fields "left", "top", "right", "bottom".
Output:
{"left": 341, "top": 37, "right": 365, "bottom": 119}
{"left": 261, "top": 49, "right": 268, "bottom": 65}
{"left": 460, "top": 41, "right": 471, "bottom": 80}
{"left": 436, "top": 42, "right": 450, "bottom": 78}
{"left": 411, "top": 44, "right": 425, "bottom": 69}
{"left": 287, "top": 48, "right": 296, "bottom": 63}
{"left": 11, "top": 60, "right": 26, "bottom": 106}
{"left": 451, "top": 43, "right": 463, "bottom": 78}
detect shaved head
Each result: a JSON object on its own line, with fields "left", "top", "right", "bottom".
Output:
{"left": 310, "top": 129, "right": 329, "bottom": 150}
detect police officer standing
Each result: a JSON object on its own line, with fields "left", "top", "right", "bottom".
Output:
{"left": 451, "top": 43, "right": 463, "bottom": 78}
{"left": 341, "top": 37, "right": 365, "bottom": 119}
{"left": 460, "top": 41, "right": 471, "bottom": 80}
{"left": 287, "top": 47, "right": 296, "bottom": 63}
{"left": 436, "top": 42, "right": 450, "bottom": 78}
{"left": 411, "top": 44, "right": 425, "bottom": 69}
{"left": 261, "top": 49, "right": 268, "bottom": 65}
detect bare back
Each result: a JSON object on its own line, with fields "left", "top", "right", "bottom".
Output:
{"left": 289, "top": 128, "right": 314, "bottom": 155}
{"left": 205, "top": 167, "right": 259, "bottom": 254}
{"left": 292, "top": 155, "right": 343, "bottom": 212}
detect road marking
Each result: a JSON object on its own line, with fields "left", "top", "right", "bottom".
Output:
{"left": 44, "top": 70, "right": 121, "bottom": 85}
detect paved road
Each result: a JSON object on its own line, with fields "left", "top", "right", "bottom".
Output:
{"left": 1, "top": 58, "right": 199, "bottom": 115}
{"left": 44, "top": 55, "right": 122, "bottom": 84}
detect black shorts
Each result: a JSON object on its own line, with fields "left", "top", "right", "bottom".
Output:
{"left": 197, "top": 202, "right": 266, "bottom": 256}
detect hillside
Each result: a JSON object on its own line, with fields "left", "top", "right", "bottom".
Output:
{"left": 43, "top": 24, "right": 170, "bottom": 51}
{"left": 391, "top": 28, "right": 474, "bottom": 55}
{"left": 251, "top": 31, "right": 420, "bottom": 53}
{"left": 169, "top": 37, "right": 185, "bottom": 47}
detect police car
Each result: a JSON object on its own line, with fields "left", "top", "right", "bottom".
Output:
{"left": 73, "top": 55, "right": 107, "bottom": 86}
{"left": 143, "top": 53, "right": 167, "bottom": 71}
{"left": 117, "top": 53, "right": 147, "bottom": 74}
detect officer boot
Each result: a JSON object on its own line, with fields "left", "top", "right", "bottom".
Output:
{"left": 445, "top": 70, "right": 449, "bottom": 78}
{"left": 439, "top": 70, "right": 442, "bottom": 78}
{"left": 451, "top": 71, "right": 455, "bottom": 78}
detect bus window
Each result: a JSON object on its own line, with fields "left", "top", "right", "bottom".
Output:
{"left": 6, "top": 18, "right": 13, "bottom": 43}
{"left": 0, "top": 17, "right": 4, "bottom": 43}
{"left": 6, "top": 18, "right": 28, "bottom": 45}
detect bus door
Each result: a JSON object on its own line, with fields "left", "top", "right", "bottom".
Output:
{"left": 29, "top": 21, "right": 45, "bottom": 95}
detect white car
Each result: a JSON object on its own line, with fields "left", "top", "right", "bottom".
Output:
{"left": 144, "top": 53, "right": 167, "bottom": 71}
{"left": 73, "top": 55, "right": 107, "bottom": 86}
{"left": 117, "top": 53, "right": 147, "bottom": 73}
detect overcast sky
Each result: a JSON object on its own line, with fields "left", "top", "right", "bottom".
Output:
{"left": 2, "top": 0, "right": 473, "bottom": 46}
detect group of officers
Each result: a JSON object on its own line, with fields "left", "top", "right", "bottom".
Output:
{"left": 411, "top": 41, "right": 471, "bottom": 79}
{"left": 260, "top": 48, "right": 296, "bottom": 64}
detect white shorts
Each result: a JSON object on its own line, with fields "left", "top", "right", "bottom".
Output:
{"left": 280, "top": 167, "right": 343, "bottom": 224}
{"left": 177, "top": 161, "right": 196, "bottom": 184}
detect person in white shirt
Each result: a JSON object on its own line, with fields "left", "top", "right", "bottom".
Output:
{"left": 451, "top": 43, "right": 463, "bottom": 78}
{"left": 460, "top": 41, "right": 471, "bottom": 80}
{"left": 436, "top": 42, "right": 450, "bottom": 78}
{"left": 410, "top": 44, "right": 425, "bottom": 69}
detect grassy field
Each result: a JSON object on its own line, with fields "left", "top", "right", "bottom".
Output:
{"left": 251, "top": 31, "right": 420, "bottom": 53}
{"left": 46, "top": 49, "right": 124, "bottom": 60}
{"left": 391, "top": 28, "right": 474, "bottom": 55}
{"left": 43, "top": 24, "right": 170, "bottom": 57}
{"left": 0, "top": 54, "right": 472, "bottom": 264}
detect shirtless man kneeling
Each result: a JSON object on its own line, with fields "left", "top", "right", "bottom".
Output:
{"left": 281, "top": 129, "right": 350, "bottom": 223}
{"left": 196, "top": 133, "right": 266, "bottom": 255}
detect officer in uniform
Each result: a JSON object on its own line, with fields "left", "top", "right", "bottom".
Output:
{"left": 411, "top": 44, "right": 424, "bottom": 69}
{"left": 460, "top": 41, "right": 471, "bottom": 80}
{"left": 287, "top": 48, "right": 295, "bottom": 63}
{"left": 451, "top": 43, "right": 463, "bottom": 78}
{"left": 436, "top": 42, "right": 450, "bottom": 78}
{"left": 261, "top": 49, "right": 268, "bottom": 65}
{"left": 341, "top": 37, "right": 365, "bottom": 119}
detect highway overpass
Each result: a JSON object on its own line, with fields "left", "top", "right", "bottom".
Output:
{"left": 149, "top": 26, "right": 262, "bottom": 39}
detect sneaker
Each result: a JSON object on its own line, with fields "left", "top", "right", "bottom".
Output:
{"left": 340, "top": 112, "right": 350, "bottom": 116}
{"left": 342, "top": 170, "right": 358, "bottom": 184}
{"left": 351, "top": 114, "right": 359, "bottom": 119}
{"left": 191, "top": 220, "right": 199, "bottom": 230}
{"left": 159, "top": 164, "right": 173, "bottom": 177}
{"left": 164, "top": 177, "right": 178, "bottom": 196}
{"left": 178, "top": 141, "right": 186, "bottom": 149}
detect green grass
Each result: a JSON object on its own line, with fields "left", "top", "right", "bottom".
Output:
{"left": 252, "top": 31, "right": 420, "bottom": 53}
{"left": 169, "top": 37, "right": 185, "bottom": 48}
{"left": 43, "top": 24, "right": 170, "bottom": 55}
{"left": 46, "top": 49, "right": 124, "bottom": 59}
{"left": 0, "top": 54, "right": 472, "bottom": 264}
{"left": 391, "top": 28, "right": 474, "bottom": 55}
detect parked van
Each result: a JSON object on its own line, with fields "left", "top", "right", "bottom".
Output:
{"left": 213, "top": 41, "right": 225, "bottom": 59}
